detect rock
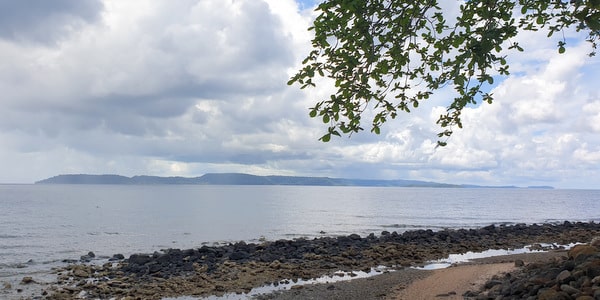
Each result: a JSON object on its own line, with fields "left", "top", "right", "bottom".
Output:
{"left": 568, "top": 245, "right": 598, "bottom": 261}
{"left": 109, "top": 253, "right": 125, "bottom": 261}
{"left": 20, "top": 277, "right": 34, "bottom": 284}
{"left": 556, "top": 270, "right": 572, "bottom": 283}
{"left": 484, "top": 280, "right": 503, "bottom": 289}
{"left": 515, "top": 259, "right": 525, "bottom": 267}
{"left": 3, "top": 282, "right": 12, "bottom": 289}
{"left": 230, "top": 251, "right": 249, "bottom": 261}
{"left": 581, "top": 260, "right": 600, "bottom": 278}
{"left": 560, "top": 284, "right": 581, "bottom": 295}
{"left": 348, "top": 233, "right": 361, "bottom": 240}
{"left": 128, "top": 254, "right": 152, "bottom": 265}
{"left": 80, "top": 251, "right": 96, "bottom": 261}
{"left": 538, "top": 289, "right": 569, "bottom": 300}
{"left": 72, "top": 266, "right": 91, "bottom": 278}
{"left": 269, "top": 260, "right": 281, "bottom": 269}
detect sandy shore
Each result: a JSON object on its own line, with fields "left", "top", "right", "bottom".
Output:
{"left": 393, "top": 251, "right": 569, "bottom": 300}
{"left": 259, "top": 251, "right": 568, "bottom": 300}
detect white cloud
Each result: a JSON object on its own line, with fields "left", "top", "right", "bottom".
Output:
{"left": 0, "top": 0, "right": 598, "bottom": 189}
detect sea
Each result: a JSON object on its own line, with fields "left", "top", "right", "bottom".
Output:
{"left": 1, "top": 184, "right": 599, "bottom": 296}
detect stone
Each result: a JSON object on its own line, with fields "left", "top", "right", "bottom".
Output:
{"left": 109, "top": 253, "right": 125, "bottom": 261}
{"left": 20, "top": 277, "right": 34, "bottom": 284}
{"left": 230, "top": 251, "right": 249, "bottom": 261}
{"left": 556, "top": 270, "right": 573, "bottom": 283}
{"left": 560, "top": 284, "right": 581, "bottom": 295}
{"left": 73, "top": 267, "right": 91, "bottom": 278}
{"left": 515, "top": 259, "right": 525, "bottom": 267}
{"left": 581, "top": 260, "right": 600, "bottom": 278}
{"left": 128, "top": 254, "right": 152, "bottom": 265}
{"left": 80, "top": 251, "right": 96, "bottom": 262}
{"left": 538, "top": 289, "right": 570, "bottom": 300}
{"left": 568, "top": 245, "right": 598, "bottom": 261}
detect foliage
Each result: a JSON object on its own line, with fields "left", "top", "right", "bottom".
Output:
{"left": 288, "top": 0, "right": 600, "bottom": 145}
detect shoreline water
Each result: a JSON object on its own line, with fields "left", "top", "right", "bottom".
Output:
{"left": 4, "top": 221, "right": 598, "bottom": 299}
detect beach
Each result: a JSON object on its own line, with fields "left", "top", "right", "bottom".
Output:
{"left": 7, "top": 221, "right": 599, "bottom": 299}
{"left": 260, "top": 251, "right": 569, "bottom": 300}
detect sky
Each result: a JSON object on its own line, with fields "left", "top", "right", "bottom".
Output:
{"left": 0, "top": 0, "right": 599, "bottom": 188}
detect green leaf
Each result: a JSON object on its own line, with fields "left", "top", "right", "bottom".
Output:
{"left": 536, "top": 16, "right": 544, "bottom": 25}
{"left": 309, "top": 109, "right": 317, "bottom": 118}
{"left": 521, "top": 6, "right": 528, "bottom": 14}
{"left": 558, "top": 46, "right": 566, "bottom": 54}
{"left": 320, "top": 133, "right": 331, "bottom": 142}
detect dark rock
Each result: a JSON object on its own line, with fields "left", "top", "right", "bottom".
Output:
{"left": 515, "top": 259, "right": 525, "bottom": 267}
{"left": 128, "top": 254, "right": 152, "bottom": 265}
{"left": 109, "top": 253, "right": 125, "bottom": 261}
{"left": 484, "top": 280, "right": 504, "bottom": 289}
{"left": 560, "top": 284, "right": 580, "bottom": 295}
{"left": 581, "top": 260, "right": 600, "bottom": 278}
{"left": 569, "top": 245, "right": 598, "bottom": 262}
{"left": 230, "top": 251, "right": 250, "bottom": 261}
{"left": 538, "top": 289, "right": 570, "bottom": 300}
{"left": 556, "top": 270, "right": 573, "bottom": 283}
{"left": 20, "top": 277, "right": 34, "bottom": 284}
{"left": 348, "top": 234, "right": 361, "bottom": 240}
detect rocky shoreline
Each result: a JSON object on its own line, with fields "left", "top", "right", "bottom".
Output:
{"left": 14, "top": 221, "right": 600, "bottom": 299}
{"left": 464, "top": 239, "right": 600, "bottom": 299}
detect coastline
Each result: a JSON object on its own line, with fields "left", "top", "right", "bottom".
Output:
{"left": 5, "top": 221, "right": 600, "bottom": 299}
{"left": 260, "top": 251, "right": 569, "bottom": 300}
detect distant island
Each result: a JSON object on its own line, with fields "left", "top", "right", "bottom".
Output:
{"left": 35, "top": 173, "right": 553, "bottom": 189}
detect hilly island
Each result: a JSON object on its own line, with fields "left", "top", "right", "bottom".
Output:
{"left": 35, "top": 173, "right": 552, "bottom": 188}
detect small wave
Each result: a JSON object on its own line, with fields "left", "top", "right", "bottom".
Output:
{"left": 380, "top": 224, "right": 431, "bottom": 229}
{"left": 0, "top": 234, "right": 20, "bottom": 239}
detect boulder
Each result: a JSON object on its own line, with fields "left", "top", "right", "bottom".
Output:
{"left": 128, "top": 254, "right": 152, "bottom": 265}
{"left": 20, "top": 277, "right": 34, "bottom": 284}
{"left": 568, "top": 245, "right": 598, "bottom": 262}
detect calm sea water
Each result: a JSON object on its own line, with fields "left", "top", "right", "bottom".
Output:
{"left": 1, "top": 184, "right": 599, "bottom": 284}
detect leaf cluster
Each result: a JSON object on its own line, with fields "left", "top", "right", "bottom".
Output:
{"left": 288, "top": 0, "right": 599, "bottom": 144}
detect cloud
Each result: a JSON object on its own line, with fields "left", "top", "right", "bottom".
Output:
{"left": 0, "top": 0, "right": 598, "bottom": 188}
{"left": 0, "top": 0, "right": 104, "bottom": 44}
